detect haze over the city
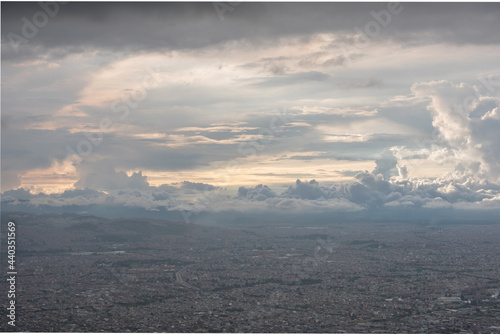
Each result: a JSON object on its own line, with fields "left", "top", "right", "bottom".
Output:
{"left": 2, "top": 2, "right": 500, "bottom": 222}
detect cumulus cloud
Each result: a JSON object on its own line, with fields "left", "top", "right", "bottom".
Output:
{"left": 470, "top": 113, "right": 500, "bottom": 180}
{"left": 2, "top": 187, "right": 36, "bottom": 201}
{"left": 283, "top": 179, "right": 327, "bottom": 200}
{"left": 238, "top": 184, "right": 276, "bottom": 201}
{"left": 412, "top": 79, "right": 500, "bottom": 182}
{"left": 396, "top": 164, "right": 409, "bottom": 179}
{"left": 372, "top": 150, "right": 398, "bottom": 180}
{"left": 3, "top": 166, "right": 500, "bottom": 222}
{"left": 74, "top": 161, "right": 150, "bottom": 191}
{"left": 412, "top": 80, "right": 475, "bottom": 149}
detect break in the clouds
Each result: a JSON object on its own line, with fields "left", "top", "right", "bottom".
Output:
{"left": 2, "top": 2, "right": 500, "bottom": 222}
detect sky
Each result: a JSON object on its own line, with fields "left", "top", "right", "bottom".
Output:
{"left": 2, "top": 2, "right": 500, "bottom": 223}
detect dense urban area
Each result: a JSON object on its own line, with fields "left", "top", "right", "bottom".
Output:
{"left": 1, "top": 212, "right": 499, "bottom": 333}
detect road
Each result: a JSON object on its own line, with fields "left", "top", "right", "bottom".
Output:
{"left": 175, "top": 267, "right": 200, "bottom": 290}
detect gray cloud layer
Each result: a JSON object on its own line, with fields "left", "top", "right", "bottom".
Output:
{"left": 2, "top": 3, "right": 500, "bottom": 224}
{"left": 3, "top": 2, "right": 500, "bottom": 61}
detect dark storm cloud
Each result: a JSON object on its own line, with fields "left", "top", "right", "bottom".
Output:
{"left": 3, "top": 2, "right": 500, "bottom": 61}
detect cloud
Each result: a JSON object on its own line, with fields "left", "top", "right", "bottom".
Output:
{"left": 336, "top": 78, "right": 383, "bottom": 90}
{"left": 178, "top": 181, "right": 218, "bottom": 192}
{"left": 3, "top": 2, "right": 500, "bottom": 195}
{"left": 266, "top": 196, "right": 363, "bottom": 213}
{"left": 238, "top": 184, "right": 276, "bottom": 201}
{"left": 291, "top": 106, "right": 378, "bottom": 117}
{"left": 372, "top": 150, "right": 398, "bottom": 180}
{"left": 58, "top": 188, "right": 103, "bottom": 199}
{"left": 1, "top": 170, "right": 23, "bottom": 191}
{"left": 372, "top": 148, "right": 408, "bottom": 180}
{"left": 2, "top": 3, "right": 500, "bottom": 224}
{"left": 3, "top": 165, "right": 500, "bottom": 223}
{"left": 283, "top": 179, "right": 326, "bottom": 200}
{"left": 411, "top": 80, "right": 475, "bottom": 148}
{"left": 396, "top": 164, "right": 409, "bottom": 179}
{"left": 74, "top": 161, "right": 150, "bottom": 191}
{"left": 412, "top": 79, "right": 500, "bottom": 182}
{"left": 470, "top": 113, "right": 500, "bottom": 180}
{"left": 2, "top": 187, "right": 36, "bottom": 201}
{"left": 252, "top": 71, "right": 330, "bottom": 87}
{"left": 323, "top": 134, "right": 371, "bottom": 143}
{"left": 3, "top": 3, "right": 500, "bottom": 63}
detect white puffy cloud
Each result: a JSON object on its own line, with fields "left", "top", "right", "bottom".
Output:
{"left": 411, "top": 79, "right": 500, "bottom": 182}
{"left": 412, "top": 80, "right": 476, "bottom": 148}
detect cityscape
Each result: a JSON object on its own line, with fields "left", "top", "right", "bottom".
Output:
{"left": 1, "top": 212, "right": 499, "bottom": 332}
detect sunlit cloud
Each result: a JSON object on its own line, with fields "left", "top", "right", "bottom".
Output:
{"left": 2, "top": 2, "right": 500, "bottom": 220}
